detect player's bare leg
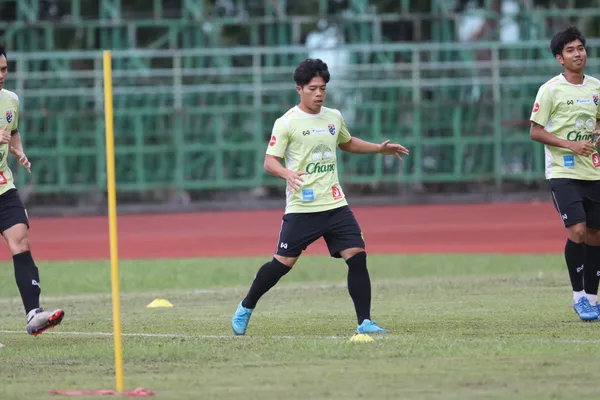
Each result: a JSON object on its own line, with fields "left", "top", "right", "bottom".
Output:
{"left": 340, "top": 247, "right": 388, "bottom": 334}
{"left": 231, "top": 255, "right": 296, "bottom": 335}
{"left": 3, "top": 223, "right": 64, "bottom": 335}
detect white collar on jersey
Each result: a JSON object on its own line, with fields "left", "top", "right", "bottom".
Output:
{"left": 295, "top": 105, "right": 323, "bottom": 117}
{"left": 559, "top": 73, "right": 587, "bottom": 86}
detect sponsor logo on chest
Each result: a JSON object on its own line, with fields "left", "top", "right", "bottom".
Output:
{"left": 306, "top": 144, "right": 336, "bottom": 175}
{"left": 306, "top": 123, "right": 337, "bottom": 136}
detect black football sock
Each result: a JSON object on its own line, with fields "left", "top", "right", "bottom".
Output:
{"left": 346, "top": 252, "right": 371, "bottom": 325}
{"left": 565, "top": 239, "right": 585, "bottom": 293}
{"left": 584, "top": 244, "right": 600, "bottom": 300}
{"left": 13, "top": 251, "right": 41, "bottom": 315}
{"left": 242, "top": 258, "right": 291, "bottom": 309}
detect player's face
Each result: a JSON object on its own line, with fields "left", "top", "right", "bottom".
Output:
{"left": 0, "top": 55, "right": 7, "bottom": 90}
{"left": 557, "top": 39, "right": 587, "bottom": 73}
{"left": 297, "top": 76, "right": 327, "bottom": 113}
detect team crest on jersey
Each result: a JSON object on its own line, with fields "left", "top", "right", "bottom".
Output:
{"left": 594, "top": 94, "right": 599, "bottom": 106}
{"left": 5, "top": 110, "right": 12, "bottom": 124}
{"left": 328, "top": 124, "right": 336, "bottom": 135}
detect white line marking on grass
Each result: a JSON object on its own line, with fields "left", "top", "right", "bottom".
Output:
{"left": 447, "top": 338, "right": 600, "bottom": 345}
{"left": 529, "top": 339, "right": 600, "bottom": 344}
{"left": 0, "top": 330, "right": 347, "bottom": 340}
{"left": 3, "top": 330, "right": 600, "bottom": 344}
{"left": 0, "top": 282, "right": 352, "bottom": 305}
{"left": 0, "top": 330, "right": 188, "bottom": 338}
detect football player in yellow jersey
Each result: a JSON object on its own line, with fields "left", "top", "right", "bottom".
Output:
{"left": 0, "top": 45, "right": 64, "bottom": 336}
{"left": 232, "top": 58, "right": 409, "bottom": 336}
{"left": 529, "top": 27, "right": 600, "bottom": 321}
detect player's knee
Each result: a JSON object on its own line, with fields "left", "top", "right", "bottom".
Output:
{"left": 273, "top": 254, "right": 297, "bottom": 268}
{"left": 345, "top": 250, "right": 367, "bottom": 272}
{"left": 568, "top": 223, "right": 587, "bottom": 243}
{"left": 586, "top": 228, "right": 600, "bottom": 246}
{"left": 340, "top": 247, "right": 365, "bottom": 261}
{"left": 8, "top": 235, "right": 30, "bottom": 255}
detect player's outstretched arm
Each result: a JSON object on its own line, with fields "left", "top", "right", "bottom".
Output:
{"left": 338, "top": 137, "right": 409, "bottom": 160}
{"left": 264, "top": 154, "right": 306, "bottom": 192}
{"left": 9, "top": 131, "right": 31, "bottom": 173}
{"left": 530, "top": 121, "right": 595, "bottom": 156}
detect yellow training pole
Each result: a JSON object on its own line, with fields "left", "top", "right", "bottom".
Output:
{"left": 103, "top": 50, "right": 124, "bottom": 393}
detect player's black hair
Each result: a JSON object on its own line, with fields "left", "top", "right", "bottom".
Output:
{"left": 0, "top": 44, "right": 5, "bottom": 59}
{"left": 551, "top": 27, "right": 586, "bottom": 57}
{"left": 294, "top": 58, "right": 330, "bottom": 87}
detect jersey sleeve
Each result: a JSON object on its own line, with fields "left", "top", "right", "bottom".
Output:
{"left": 337, "top": 112, "right": 352, "bottom": 144}
{"left": 529, "top": 86, "right": 553, "bottom": 127}
{"left": 596, "top": 87, "right": 600, "bottom": 120}
{"left": 12, "top": 103, "right": 19, "bottom": 132}
{"left": 265, "top": 118, "right": 289, "bottom": 158}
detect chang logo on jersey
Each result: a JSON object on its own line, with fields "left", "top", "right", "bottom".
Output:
{"left": 567, "top": 114, "right": 597, "bottom": 141}
{"left": 306, "top": 144, "right": 335, "bottom": 175}
{"left": 567, "top": 132, "right": 596, "bottom": 141}
{"left": 306, "top": 163, "right": 335, "bottom": 174}
{"left": 574, "top": 115, "right": 595, "bottom": 132}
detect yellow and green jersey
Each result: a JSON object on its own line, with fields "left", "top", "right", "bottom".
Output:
{"left": 0, "top": 88, "right": 19, "bottom": 195}
{"left": 266, "top": 106, "right": 352, "bottom": 213}
{"left": 530, "top": 73, "right": 600, "bottom": 180}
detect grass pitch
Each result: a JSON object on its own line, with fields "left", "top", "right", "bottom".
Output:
{"left": 0, "top": 254, "right": 597, "bottom": 400}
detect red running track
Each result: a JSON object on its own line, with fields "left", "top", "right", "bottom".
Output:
{"left": 0, "top": 202, "right": 566, "bottom": 261}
